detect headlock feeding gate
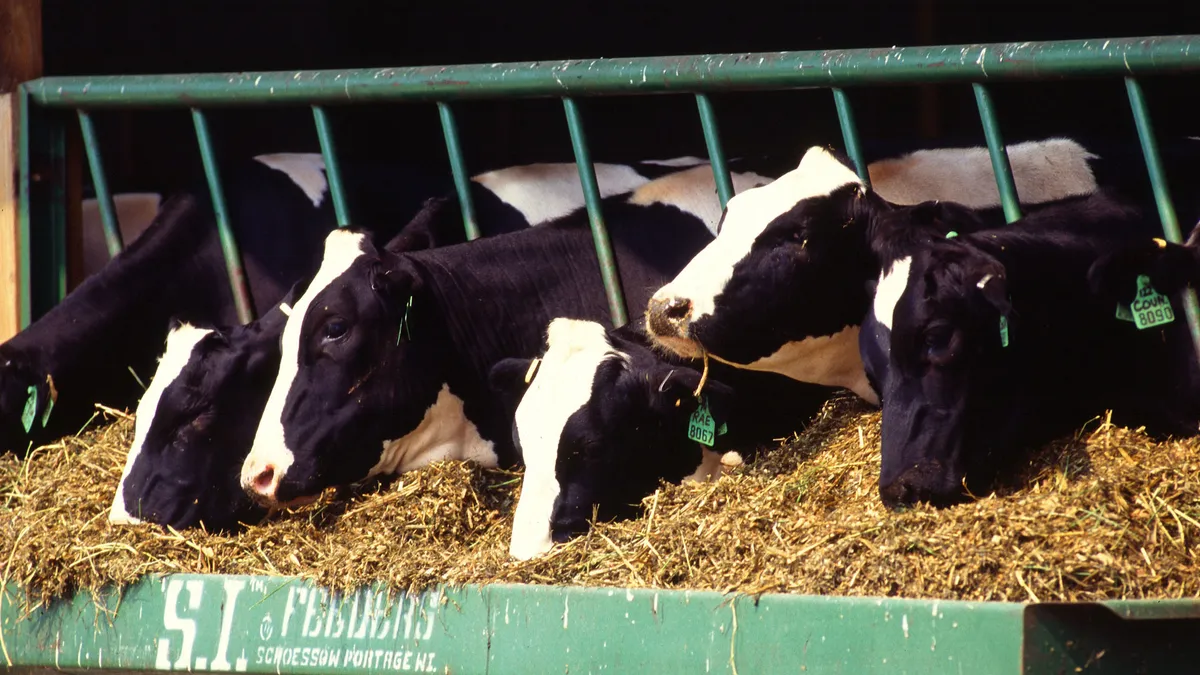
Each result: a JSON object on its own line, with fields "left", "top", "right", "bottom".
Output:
{"left": 5, "top": 34, "right": 1200, "bottom": 674}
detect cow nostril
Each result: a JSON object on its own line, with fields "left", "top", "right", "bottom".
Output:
{"left": 253, "top": 465, "right": 276, "bottom": 493}
{"left": 664, "top": 297, "right": 692, "bottom": 321}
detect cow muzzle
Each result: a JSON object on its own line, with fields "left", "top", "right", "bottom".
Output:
{"left": 645, "top": 295, "right": 705, "bottom": 358}
{"left": 878, "top": 462, "right": 968, "bottom": 509}
{"left": 241, "top": 457, "right": 285, "bottom": 507}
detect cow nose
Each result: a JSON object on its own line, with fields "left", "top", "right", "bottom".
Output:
{"left": 646, "top": 295, "right": 693, "bottom": 338}
{"left": 243, "top": 461, "right": 282, "bottom": 505}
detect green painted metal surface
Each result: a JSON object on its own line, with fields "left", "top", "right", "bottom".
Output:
{"left": 694, "top": 93, "right": 733, "bottom": 212}
{"left": 0, "top": 575, "right": 1035, "bottom": 675}
{"left": 22, "top": 36, "right": 1200, "bottom": 108}
{"left": 437, "top": 102, "right": 481, "bottom": 242}
{"left": 563, "top": 97, "right": 628, "bottom": 328}
{"left": 190, "top": 108, "right": 255, "bottom": 325}
{"left": 78, "top": 109, "right": 124, "bottom": 257}
{"left": 971, "top": 83, "right": 1022, "bottom": 224}
{"left": 312, "top": 106, "right": 351, "bottom": 227}
{"left": 831, "top": 87, "right": 870, "bottom": 187}
{"left": 1124, "top": 76, "right": 1200, "bottom": 367}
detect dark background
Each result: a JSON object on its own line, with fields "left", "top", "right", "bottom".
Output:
{"left": 39, "top": 0, "right": 1200, "bottom": 196}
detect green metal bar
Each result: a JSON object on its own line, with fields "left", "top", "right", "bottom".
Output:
{"left": 971, "top": 83, "right": 1022, "bottom": 223}
{"left": 694, "top": 93, "right": 734, "bottom": 212}
{"left": 311, "top": 105, "right": 351, "bottom": 227}
{"left": 24, "top": 36, "right": 1200, "bottom": 108}
{"left": 563, "top": 97, "right": 628, "bottom": 328}
{"left": 24, "top": 107, "right": 70, "bottom": 318}
{"left": 16, "top": 88, "right": 33, "bottom": 329}
{"left": 1124, "top": 76, "right": 1200, "bottom": 365}
{"left": 436, "top": 102, "right": 481, "bottom": 241}
{"left": 191, "top": 108, "right": 255, "bottom": 324}
{"left": 831, "top": 87, "right": 871, "bottom": 187}
{"left": 77, "top": 109, "right": 124, "bottom": 257}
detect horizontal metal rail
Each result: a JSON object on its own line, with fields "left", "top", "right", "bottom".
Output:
{"left": 22, "top": 36, "right": 1200, "bottom": 108}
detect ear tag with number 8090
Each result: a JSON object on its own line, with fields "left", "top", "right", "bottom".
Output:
{"left": 1130, "top": 275, "right": 1174, "bottom": 330}
{"left": 687, "top": 397, "right": 717, "bottom": 447}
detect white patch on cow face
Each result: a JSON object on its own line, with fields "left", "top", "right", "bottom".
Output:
{"left": 109, "top": 322, "right": 213, "bottom": 525}
{"left": 242, "top": 229, "right": 367, "bottom": 500}
{"left": 650, "top": 147, "right": 864, "bottom": 324}
{"left": 739, "top": 325, "right": 879, "bottom": 405}
{"left": 873, "top": 256, "right": 913, "bottom": 332}
{"left": 627, "top": 165, "right": 775, "bottom": 236}
{"left": 682, "top": 448, "right": 724, "bottom": 483}
{"left": 253, "top": 153, "right": 329, "bottom": 208}
{"left": 867, "top": 138, "right": 1097, "bottom": 208}
{"left": 640, "top": 156, "right": 708, "bottom": 167}
{"left": 370, "top": 383, "right": 498, "bottom": 476}
{"left": 471, "top": 162, "right": 651, "bottom": 225}
{"left": 509, "top": 318, "right": 615, "bottom": 561}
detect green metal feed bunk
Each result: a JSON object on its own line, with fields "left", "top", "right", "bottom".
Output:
{"left": 5, "top": 35, "right": 1200, "bottom": 674}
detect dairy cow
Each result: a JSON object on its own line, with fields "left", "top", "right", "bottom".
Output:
{"left": 108, "top": 158, "right": 713, "bottom": 530}
{"left": 490, "top": 317, "right": 834, "bottom": 560}
{"left": 642, "top": 138, "right": 1200, "bottom": 402}
{"left": 238, "top": 164, "right": 777, "bottom": 509}
{"left": 861, "top": 191, "right": 1198, "bottom": 507}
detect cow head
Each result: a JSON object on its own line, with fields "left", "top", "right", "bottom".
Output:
{"left": 869, "top": 241, "right": 1018, "bottom": 508}
{"left": 0, "top": 346, "right": 51, "bottom": 456}
{"left": 241, "top": 229, "right": 452, "bottom": 508}
{"left": 110, "top": 280, "right": 308, "bottom": 531}
{"left": 492, "top": 318, "right": 732, "bottom": 560}
{"left": 645, "top": 146, "right": 889, "bottom": 402}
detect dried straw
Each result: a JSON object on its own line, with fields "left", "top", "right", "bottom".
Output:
{"left": 3, "top": 394, "right": 1199, "bottom": 610}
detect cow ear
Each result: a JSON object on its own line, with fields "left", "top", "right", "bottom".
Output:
{"left": 384, "top": 196, "right": 458, "bottom": 254}
{"left": 166, "top": 316, "right": 185, "bottom": 333}
{"left": 488, "top": 357, "right": 538, "bottom": 398}
{"left": 975, "top": 271, "right": 1011, "bottom": 316}
{"left": 1088, "top": 238, "right": 1200, "bottom": 305}
{"left": 369, "top": 254, "right": 423, "bottom": 303}
{"left": 647, "top": 365, "right": 735, "bottom": 413}
{"left": 903, "top": 200, "right": 985, "bottom": 235}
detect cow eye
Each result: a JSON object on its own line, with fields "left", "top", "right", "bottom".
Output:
{"left": 323, "top": 317, "right": 349, "bottom": 341}
{"left": 923, "top": 325, "right": 958, "bottom": 364}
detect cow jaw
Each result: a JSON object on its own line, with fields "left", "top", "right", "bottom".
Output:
{"left": 110, "top": 322, "right": 213, "bottom": 525}
{"left": 509, "top": 318, "right": 612, "bottom": 561}
{"left": 737, "top": 326, "right": 878, "bottom": 405}
{"left": 371, "top": 383, "right": 497, "bottom": 476}
{"left": 242, "top": 229, "right": 368, "bottom": 507}
{"left": 647, "top": 146, "right": 864, "bottom": 356}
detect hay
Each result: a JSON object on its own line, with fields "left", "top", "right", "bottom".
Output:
{"left": 3, "top": 395, "right": 1200, "bottom": 609}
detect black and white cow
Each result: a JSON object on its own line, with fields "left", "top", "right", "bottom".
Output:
{"left": 862, "top": 190, "right": 1198, "bottom": 508}
{"left": 489, "top": 316, "right": 834, "bottom": 560}
{"left": 107, "top": 157, "right": 715, "bottom": 530}
{"left": 1, "top": 152, "right": 702, "bottom": 458}
{"left": 643, "top": 138, "right": 1200, "bottom": 403}
{"left": 237, "top": 163, "right": 779, "bottom": 509}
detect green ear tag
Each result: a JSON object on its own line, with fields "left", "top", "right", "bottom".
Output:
{"left": 717, "top": 422, "right": 728, "bottom": 436}
{"left": 396, "top": 296, "right": 413, "bottom": 345}
{"left": 1130, "top": 275, "right": 1175, "bottom": 330}
{"left": 998, "top": 315, "right": 1010, "bottom": 348}
{"left": 687, "top": 398, "right": 717, "bottom": 447}
{"left": 1115, "top": 303, "right": 1136, "bottom": 323}
{"left": 21, "top": 386, "right": 37, "bottom": 434}
{"left": 945, "top": 231, "right": 959, "bottom": 239}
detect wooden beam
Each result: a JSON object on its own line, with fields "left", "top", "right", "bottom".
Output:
{"left": 0, "top": 0, "right": 41, "bottom": 340}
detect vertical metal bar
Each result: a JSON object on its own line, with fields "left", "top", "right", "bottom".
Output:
{"left": 311, "top": 105, "right": 351, "bottom": 227}
{"left": 1125, "top": 76, "right": 1200, "bottom": 365}
{"left": 436, "top": 102, "right": 480, "bottom": 241}
{"left": 16, "top": 88, "right": 32, "bottom": 329}
{"left": 971, "top": 83, "right": 1021, "bottom": 223}
{"left": 694, "top": 93, "right": 734, "bottom": 214}
{"left": 191, "top": 108, "right": 255, "bottom": 324}
{"left": 831, "top": 88, "right": 871, "bottom": 188}
{"left": 77, "top": 109, "right": 124, "bottom": 257}
{"left": 562, "top": 97, "right": 628, "bottom": 328}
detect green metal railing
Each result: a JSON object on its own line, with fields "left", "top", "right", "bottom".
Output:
{"left": 17, "top": 34, "right": 1200, "bottom": 341}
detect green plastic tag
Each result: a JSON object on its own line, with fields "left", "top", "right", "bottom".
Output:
{"left": 688, "top": 398, "right": 717, "bottom": 447}
{"left": 396, "top": 296, "right": 413, "bottom": 345}
{"left": 999, "top": 315, "right": 1010, "bottom": 348}
{"left": 41, "top": 393, "right": 54, "bottom": 428}
{"left": 717, "top": 422, "right": 728, "bottom": 436}
{"left": 945, "top": 231, "right": 958, "bottom": 239}
{"left": 1115, "top": 303, "right": 1135, "bottom": 322}
{"left": 1130, "top": 275, "right": 1175, "bottom": 330}
{"left": 21, "top": 386, "right": 37, "bottom": 434}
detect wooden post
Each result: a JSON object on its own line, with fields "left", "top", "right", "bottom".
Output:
{"left": 0, "top": 0, "right": 42, "bottom": 340}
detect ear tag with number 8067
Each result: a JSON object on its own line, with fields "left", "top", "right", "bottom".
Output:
{"left": 687, "top": 397, "right": 717, "bottom": 447}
